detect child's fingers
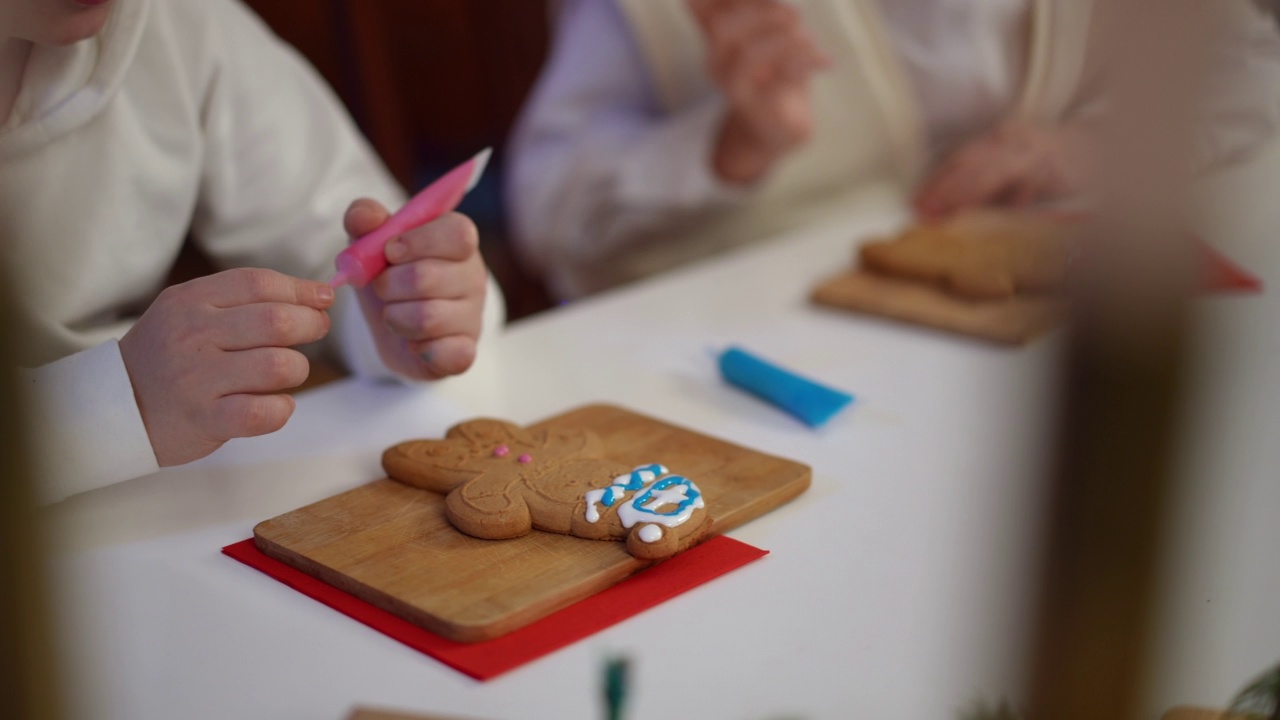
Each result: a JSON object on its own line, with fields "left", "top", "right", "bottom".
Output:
{"left": 724, "top": 9, "right": 821, "bottom": 91}
{"left": 915, "top": 151, "right": 1000, "bottom": 218}
{"left": 372, "top": 258, "right": 485, "bottom": 303}
{"left": 212, "top": 303, "right": 330, "bottom": 351}
{"left": 745, "top": 29, "right": 824, "bottom": 91}
{"left": 412, "top": 335, "right": 479, "bottom": 379}
{"left": 214, "top": 393, "right": 297, "bottom": 440}
{"left": 702, "top": 0, "right": 791, "bottom": 37}
{"left": 932, "top": 170, "right": 1009, "bottom": 216}
{"left": 1009, "top": 172, "right": 1045, "bottom": 207}
{"left": 688, "top": 0, "right": 726, "bottom": 30}
{"left": 198, "top": 267, "right": 334, "bottom": 310}
{"left": 915, "top": 134, "right": 1004, "bottom": 205}
{"left": 777, "top": 37, "right": 831, "bottom": 84}
{"left": 382, "top": 298, "right": 483, "bottom": 343}
{"left": 736, "top": 32, "right": 801, "bottom": 89}
{"left": 707, "top": 1, "right": 797, "bottom": 78}
{"left": 383, "top": 212, "right": 479, "bottom": 264}
{"left": 971, "top": 158, "right": 1028, "bottom": 207}
{"left": 213, "top": 347, "right": 311, "bottom": 396}
{"left": 689, "top": 0, "right": 745, "bottom": 27}
{"left": 343, "top": 197, "right": 392, "bottom": 239}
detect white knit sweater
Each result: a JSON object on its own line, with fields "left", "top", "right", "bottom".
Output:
{"left": 1, "top": 0, "right": 502, "bottom": 501}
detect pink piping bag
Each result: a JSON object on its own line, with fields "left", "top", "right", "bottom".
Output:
{"left": 329, "top": 147, "right": 493, "bottom": 288}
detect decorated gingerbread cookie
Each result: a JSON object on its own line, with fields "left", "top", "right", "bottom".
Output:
{"left": 859, "top": 210, "right": 1074, "bottom": 300}
{"left": 382, "top": 419, "right": 712, "bottom": 560}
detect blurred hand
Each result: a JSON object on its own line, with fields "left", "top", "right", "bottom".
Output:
{"left": 913, "top": 120, "right": 1089, "bottom": 221}
{"left": 344, "top": 199, "right": 488, "bottom": 381}
{"left": 119, "top": 268, "right": 334, "bottom": 466}
{"left": 690, "top": 0, "right": 831, "bottom": 185}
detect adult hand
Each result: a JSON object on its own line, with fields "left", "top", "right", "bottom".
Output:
{"left": 914, "top": 120, "right": 1089, "bottom": 221}
{"left": 344, "top": 199, "right": 488, "bottom": 381}
{"left": 119, "top": 268, "right": 334, "bottom": 466}
{"left": 690, "top": 0, "right": 831, "bottom": 185}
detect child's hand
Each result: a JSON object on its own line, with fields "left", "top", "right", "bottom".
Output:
{"left": 118, "top": 268, "right": 334, "bottom": 466}
{"left": 913, "top": 121, "right": 1087, "bottom": 221}
{"left": 690, "top": 0, "right": 831, "bottom": 185}
{"left": 344, "top": 199, "right": 488, "bottom": 380}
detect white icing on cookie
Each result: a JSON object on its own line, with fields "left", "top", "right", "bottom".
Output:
{"left": 583, "top": 464, "right": 668, "bottom": 524}
{"left": 583, "top": 464, "right": 705, "bottom": 541}
{"left": 616, "top": 475, "right": 704, "bottom": 530}
{"left": 584, "top": 487, "right": 606, "bottom": 523}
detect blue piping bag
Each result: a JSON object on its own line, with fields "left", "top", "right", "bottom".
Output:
{"left": 718, "top": 346, "right": 854, "bottom": 428}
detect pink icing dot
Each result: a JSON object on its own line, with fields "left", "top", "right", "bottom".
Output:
{"left": 492, "top": 445, "right": 510, "bottom": 458}
{"left": 517, "top": 454, "right": 533, "bottom": 464}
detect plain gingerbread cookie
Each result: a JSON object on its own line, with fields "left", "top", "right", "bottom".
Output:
{"left": 383, "top": 419, "right": 713, "bottom": 560}
{"left": 859, "top": 209, "right": 1074, "bottom": 300}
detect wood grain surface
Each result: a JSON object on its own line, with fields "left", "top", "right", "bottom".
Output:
{"left": 255, "top": 404, "right": 811, "bottom": 642}
{"left": 811, "top": 269, "right": 1065, "bottom": 345}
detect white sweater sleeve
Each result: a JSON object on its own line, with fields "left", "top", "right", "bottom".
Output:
{"left": 1197, "top": 1, "right": 1280, "bottom": 169}
{"left": 20, "top": 340, "right": 159, "bottom": 504}
{"left": 17, "top": 0, "right": 507, "bottom": 504}
{"left": 506, "top": 0, "right": 749, "bottom": 289}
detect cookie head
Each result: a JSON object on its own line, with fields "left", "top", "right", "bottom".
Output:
{"left": 383, "top": 419, "right": 532, "bottom": 492}
{"left": 383, "top": 419, "right": 607, "bottom": 492}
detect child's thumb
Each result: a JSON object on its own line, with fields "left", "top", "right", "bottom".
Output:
{"left": 343, "top": 198, "right": 391, "bottom": 240}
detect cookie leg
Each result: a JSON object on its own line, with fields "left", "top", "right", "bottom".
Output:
{"left": 445, "top": 488, "right": 533, "bottom": 540}
{"left": 626, "top": 524, "right": 682, "bottom": 560}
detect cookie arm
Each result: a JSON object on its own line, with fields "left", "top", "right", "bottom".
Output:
{"left": 382, "top": 441, "right": 476, "bottom": 493}
{"left": 446, "top": 480, "right": 532, "bottom": 540}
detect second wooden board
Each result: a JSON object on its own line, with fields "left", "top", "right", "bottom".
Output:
{"left": 254, "top": 404, "right": 811, "bottom": 642}
{"left": 812, "top": 269, "right": 1064, "bottom": 345}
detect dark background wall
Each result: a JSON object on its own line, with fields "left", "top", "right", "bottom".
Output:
{"left": 244, "top": 0, "right": 556, "bottom": 320}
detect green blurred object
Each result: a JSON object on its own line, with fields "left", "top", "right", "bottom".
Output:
{"left": 603, "top": 655, "right": 630, "bottom": 720}
{"left": 958, "top": 698, "right": 1027, "bottom": 720}
{"left": 1227, "top": 661, "right": 1280, "bottom": 720}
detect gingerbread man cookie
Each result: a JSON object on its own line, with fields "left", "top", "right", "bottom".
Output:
{"left": 859, "top": 209, "right": 1073, "bottom": 300}
{"left": 382, "top": 419, "right": 712, "bottom": 560}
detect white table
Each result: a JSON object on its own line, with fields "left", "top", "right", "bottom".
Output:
{"left": 45, "top": 174, "right": 1280, "bottom": 720}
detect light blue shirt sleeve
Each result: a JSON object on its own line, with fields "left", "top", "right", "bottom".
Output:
{"left": 505, "top": 0, "right": 750, "bottom": 295}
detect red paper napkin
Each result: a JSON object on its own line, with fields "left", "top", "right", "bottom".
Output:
{"left": 1199, "top": 240, "right": 1263, "bottom": 293}
{"left": 223, "top": 536, "right": 767, "bottom": 681}
{"left": 1027, "top": 212, "right": 1260, "bottom": 294}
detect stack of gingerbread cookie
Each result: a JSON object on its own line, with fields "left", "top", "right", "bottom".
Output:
{"left": 812, "top": 209, "right": 1077, "bottom": 344}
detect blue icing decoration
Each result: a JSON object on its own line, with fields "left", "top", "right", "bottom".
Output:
{"left": 602, "top": 486, "right": 622, "bottom": 507}
{"left": 620, "top": 463, "right": 666, "bottom": 490}
{"left": 630, "top": 475, "right": 700, "bottom": 517}
{"left": 588, "top": 464, "right": 681, "bottom": 522}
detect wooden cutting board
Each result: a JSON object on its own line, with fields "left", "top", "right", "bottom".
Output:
{"left": 254, "top": 404, "right": 811, "bottom": 643}
{"left": 811, "top": 269, "right": 1065, "bottom": 345}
